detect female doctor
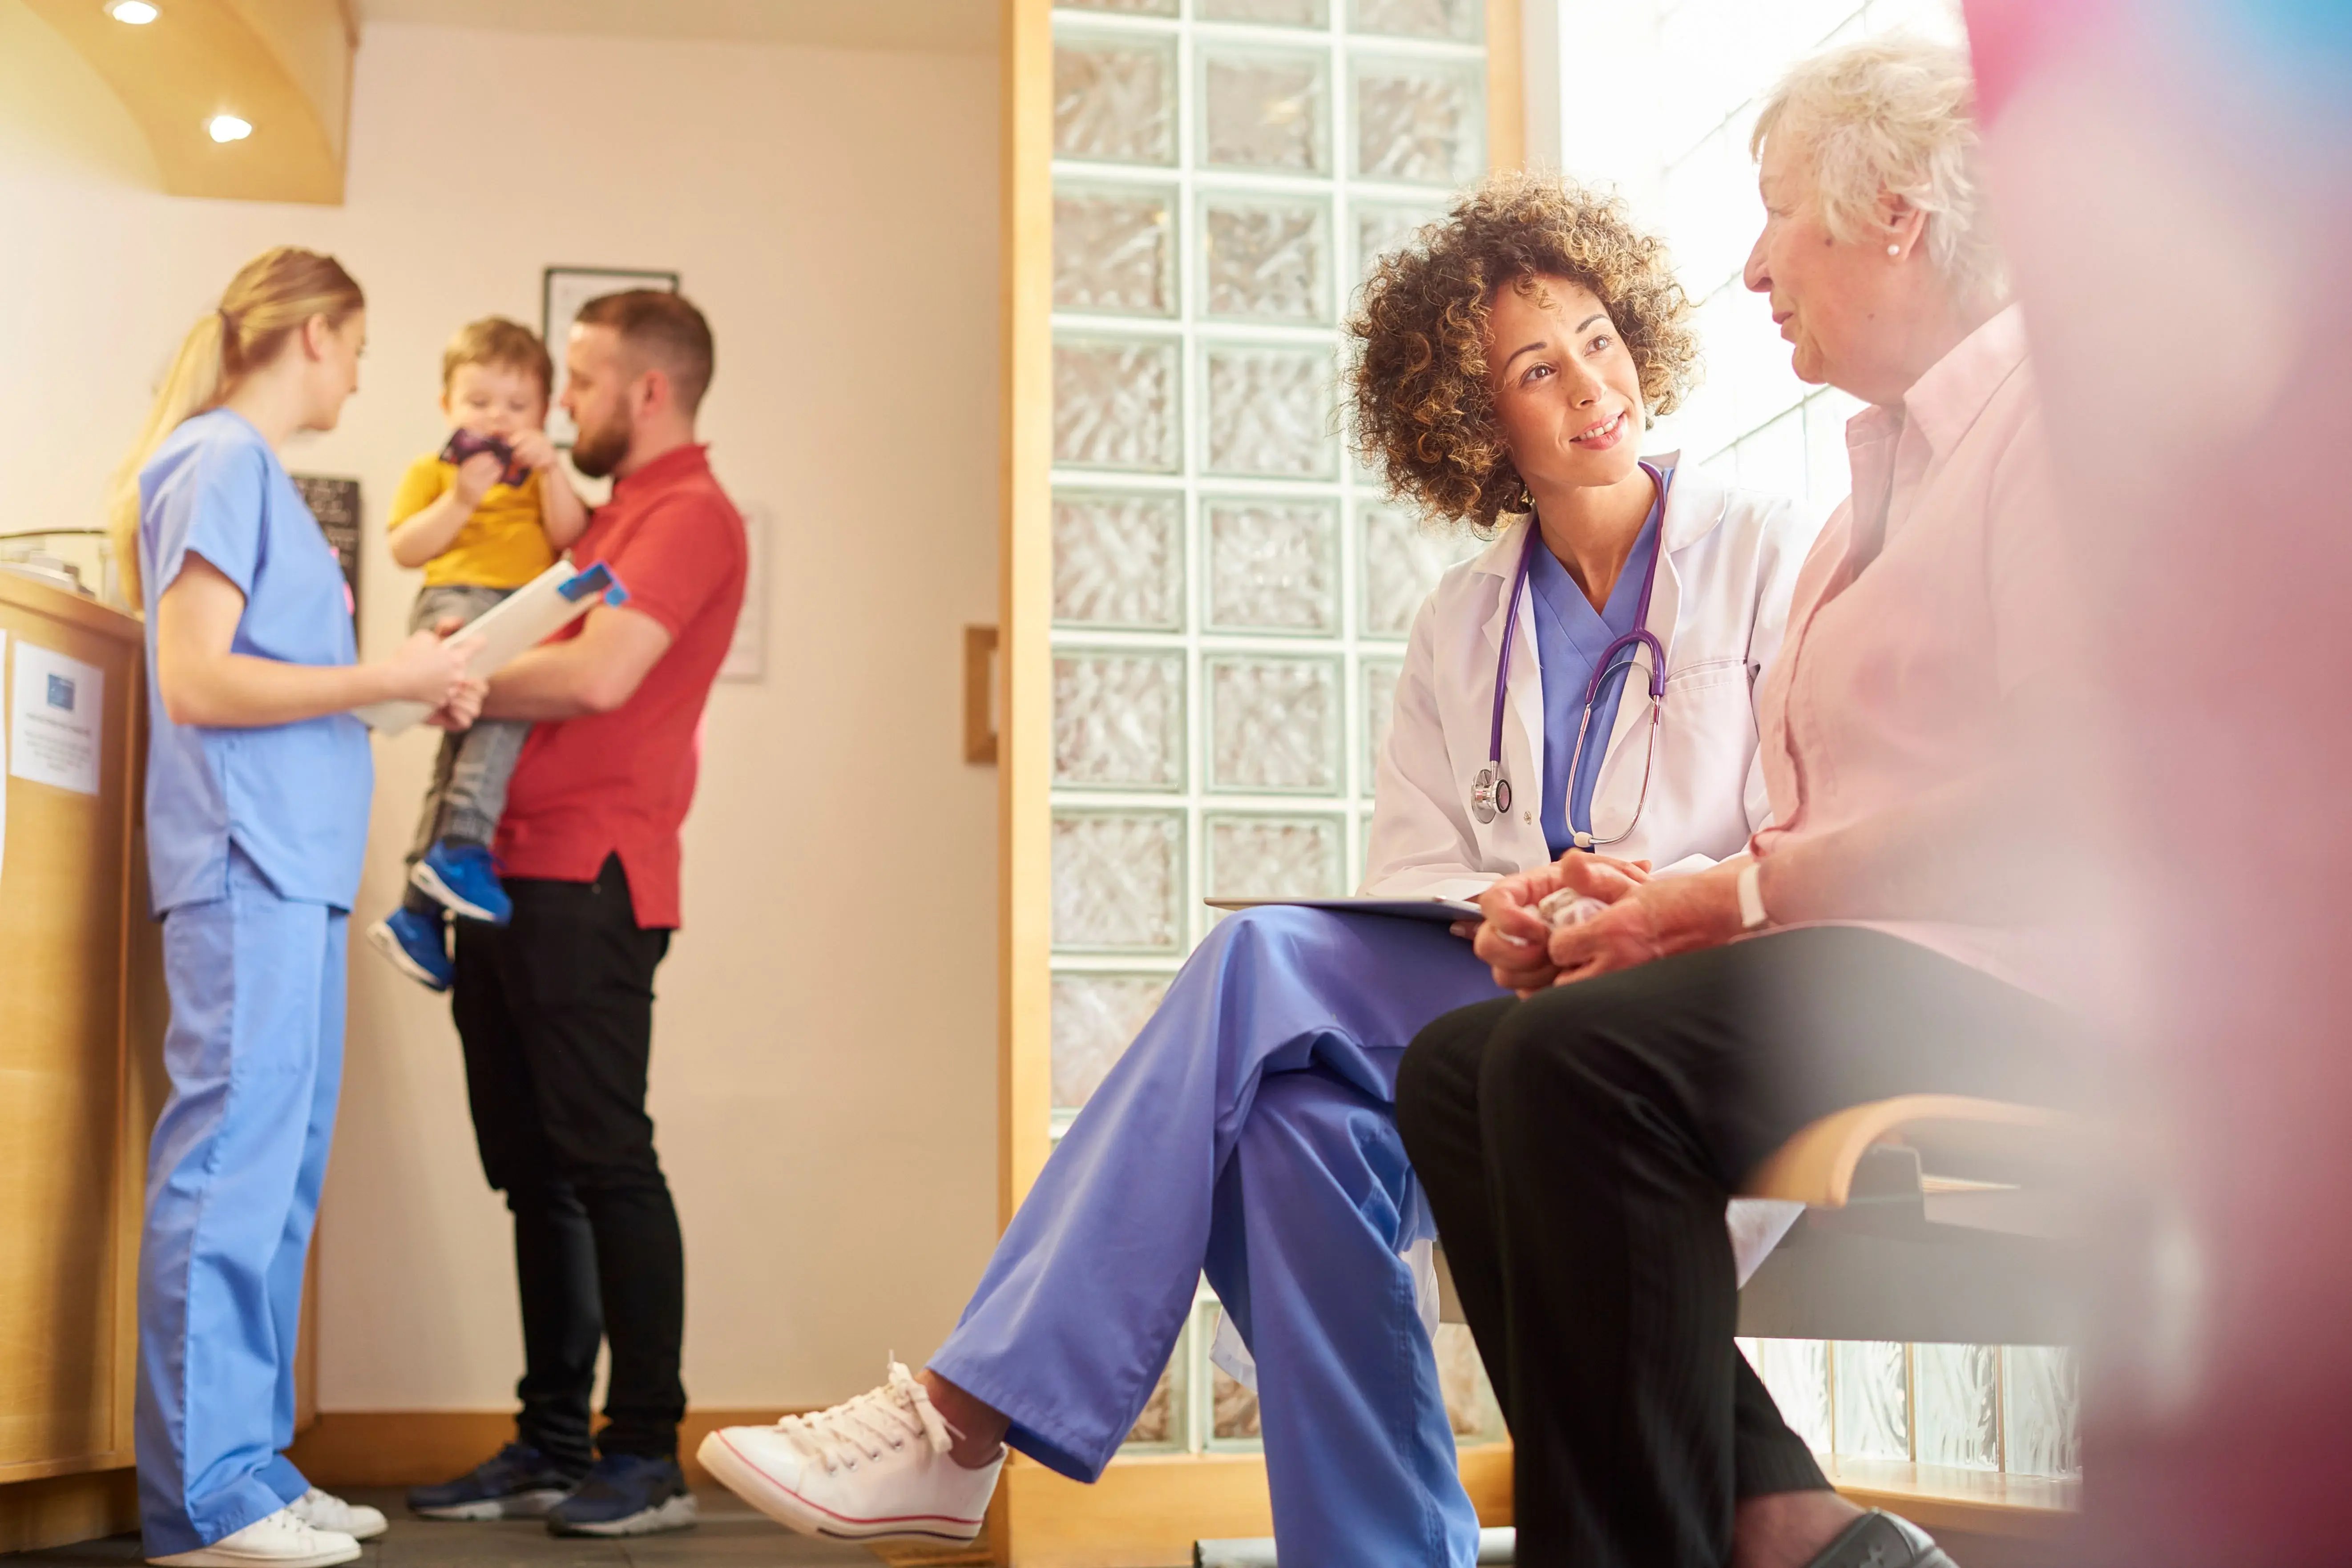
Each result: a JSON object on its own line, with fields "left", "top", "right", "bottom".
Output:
{"left": 114, "top": 246, "right": 481, "bottom": 1568}
{"left": 699, "top": 175, "right": 1819, "bottom": 1565}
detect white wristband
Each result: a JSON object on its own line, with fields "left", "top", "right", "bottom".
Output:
{"left": 1736, "top": 859, "right": 1771, "bottom": 933}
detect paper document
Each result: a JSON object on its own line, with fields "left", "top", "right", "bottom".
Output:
{"left": 356, "top": 561, "right": 626, "bottom": 735}
{"left": 10, "top": 639, "right": 103, "bottom": 795}
{"left": 1203, "top": 895, "right": 1480, "bottom": 924}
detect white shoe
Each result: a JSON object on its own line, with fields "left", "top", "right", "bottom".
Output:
{"left": 149, "top": 1508, "right": 360, "bottom": 1568}
{"left": 286, "top": 1489, "right": 388, "bottom": 1542}
{"left": 698, "top": 1360, "right": 1004, "bottom": 1542}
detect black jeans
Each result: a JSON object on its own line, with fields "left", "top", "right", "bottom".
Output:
{"left": 452, "top": 854, "right": 684, "bottom": 1466}
{"left": 1395, "top": 927, "right": 2083, "bottom": 1568}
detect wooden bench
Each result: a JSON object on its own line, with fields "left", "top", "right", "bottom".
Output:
{"left": 1739, "top": 1096, "right": 2090, "bottom": 1560}
{"left": 1430, "top": 1096, "right": 2091, "bottom": 1564}
{"left": 1433, "top": 1095, "right": 2094, "bottom": 1340}
{"left": 1736, "top": 1094, "right": 2094, "bottom": 1346}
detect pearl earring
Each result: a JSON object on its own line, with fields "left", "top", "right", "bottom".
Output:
{"left": 1887, "top": 243, "right": 1902, "bottom": 257}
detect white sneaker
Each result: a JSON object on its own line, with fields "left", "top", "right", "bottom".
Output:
{"left": 286, "top": 1489, "right": 388, "bottom": 1543}
{"left": 149, "top": 1508, "right": 360, "bottom": 1568}
{"left": 698, "top": 1360, "right": 1004, "bottom": 1543}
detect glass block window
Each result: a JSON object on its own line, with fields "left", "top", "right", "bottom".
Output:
{"left": 1738, "top": 1340, "right": 2082, "bottom": 1480}
{"left": 1049, "top": 0, "right": 1497, "bottom": 1460}
{"left": 1049, "top": 0, "right": 1489, "bottom": 1120}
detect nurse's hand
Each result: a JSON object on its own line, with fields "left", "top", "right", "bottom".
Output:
{"left": 381, "top": 625, "right": 484, "bottom": 709}
{"left": 1547, "top": 861, "right": 1745, "bottom": 985}
{"left": 1469, "top": 854, "right": 1650, "bottom": 996}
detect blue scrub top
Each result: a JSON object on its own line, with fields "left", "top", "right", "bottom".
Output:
{"left": 1529, "top": 478, "right": 1665, "bottom": 857}
{"left": 137, "top": 408, "right": 372, "bottom": 915}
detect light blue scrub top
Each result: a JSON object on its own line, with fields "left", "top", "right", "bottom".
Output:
{"left": 1529, "top": 479, "right": 1664, "bottom": 858}
{"left": 137, "top": 408, "right": 372, "bottom": 915}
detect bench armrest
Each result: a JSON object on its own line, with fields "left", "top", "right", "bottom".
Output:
{"left": 1740, "top": 1095, "right": 2082, "bottom": 1208}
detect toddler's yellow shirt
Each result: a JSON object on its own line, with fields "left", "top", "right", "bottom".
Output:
{"left": 388, "top": 452, "right": 556, "bottom": 589}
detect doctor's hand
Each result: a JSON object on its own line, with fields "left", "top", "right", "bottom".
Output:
{"left": 1547, "top": 860, "right": 1746, "bottom": 985}
{"left": 1467, "top": 854, "right": 1652, "bottom": 996}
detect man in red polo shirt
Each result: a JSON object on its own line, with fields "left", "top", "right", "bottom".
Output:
{"left": 411, "top": 291, "right": 745, "bottom": 1538}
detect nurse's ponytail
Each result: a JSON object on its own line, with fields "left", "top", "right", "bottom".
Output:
{"left": 108, "top": 246, "right": 364, "bottom": 606}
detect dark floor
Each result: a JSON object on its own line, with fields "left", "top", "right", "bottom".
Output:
{"left": 8, "top": 1490, "right": 893, "bottom": 1568}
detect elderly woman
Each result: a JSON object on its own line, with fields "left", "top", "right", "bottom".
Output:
{"left": 1396, "top": 35, "right": 2088, "bottom": 1568}
{"left": 695, "top": 176, "right": 1819, "bottom": 1564}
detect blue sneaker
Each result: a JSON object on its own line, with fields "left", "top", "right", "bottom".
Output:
{"left": 367, "top": 906, "right": 453, "bottom": 992}
{"left": 411, "top": 839, "right": 512, "bottom": 925}
{"left": 407, "top": 1441, "right": 583, "bottom": 1520}
{"left": 546, "top": 1454, "right": 697, "bottom": 1537}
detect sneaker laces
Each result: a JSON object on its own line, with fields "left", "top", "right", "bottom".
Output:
{"left": 291, "top": 1490, "right": 353, "bottom": 1527}
{"left": 769, "top": 1359, "right": 952, "bottom": 1474}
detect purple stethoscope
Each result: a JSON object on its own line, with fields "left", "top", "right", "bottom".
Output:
{"left": 1468, "top": 461, "right": 1672, "bottom": 851}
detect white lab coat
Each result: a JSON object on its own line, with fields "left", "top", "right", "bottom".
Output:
{"left": 1223, "top": 460, "right": 1825, "bottom": 1391}
{"left": 1364, "top": 455, "right": 1822, "bottom": 899}
{"left": 1351, "top": 458, "right": 1823, "bottom": 1310}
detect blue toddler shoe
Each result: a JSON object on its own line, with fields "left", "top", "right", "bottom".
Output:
{"left": 411, "top": 839, "right": 512, "bottom": 925}
{"left": 367, "top": 906, "right": 453, "bottom": 992}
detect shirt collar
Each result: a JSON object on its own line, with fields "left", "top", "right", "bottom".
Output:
{"left": 610, "top": 441, "right": 711, "bottom": 499}
{"left": 1900, "top": 302, "right": 2030, "bottom": 460}
{"left": 1471, "top": 453, "right": 1706, "bottom": 577}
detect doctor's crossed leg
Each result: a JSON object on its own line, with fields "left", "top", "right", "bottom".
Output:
{"left": 695, "top": 173, "right": 1822, "bottom": 1565}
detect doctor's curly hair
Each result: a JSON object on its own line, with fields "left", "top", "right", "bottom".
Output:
{"left": 1347, "top": 173, "right": 1700, "bottom": 533}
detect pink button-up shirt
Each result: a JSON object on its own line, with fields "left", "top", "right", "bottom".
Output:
{"left": 1750, "top": 304, "right": 2072, "bottom": 992}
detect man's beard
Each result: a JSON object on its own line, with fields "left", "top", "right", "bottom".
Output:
{"left": 570, "top": 410, "right": 631, "bottom": 479}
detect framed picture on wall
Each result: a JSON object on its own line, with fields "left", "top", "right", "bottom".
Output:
{"left": 290, "top": 474, "right": 361, "bottom": 634}
{"left": 541, "top": 266, "right": 680, "bottom": 447}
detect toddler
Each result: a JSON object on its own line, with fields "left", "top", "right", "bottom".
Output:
{"left": 367, "top": 316, "right": 586, "bottom": 991}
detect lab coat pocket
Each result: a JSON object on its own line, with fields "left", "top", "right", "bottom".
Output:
{"left": 1663, "top": 656, "right": 1746, "bottom": 694}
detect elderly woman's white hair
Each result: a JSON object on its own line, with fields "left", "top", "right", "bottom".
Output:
{"left": 1751, "top": 34, "right": 2006, "bottom": 310}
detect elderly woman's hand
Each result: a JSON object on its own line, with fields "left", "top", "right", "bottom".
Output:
{"left": 1458, "top": 852, "right": 1652, "bottom": 996}
{"left": 1546, "top": 860, "right": 1747, "bottom": 984}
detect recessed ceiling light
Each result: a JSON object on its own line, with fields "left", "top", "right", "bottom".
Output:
{"left": 207, "top": 114, "right": 252, "bottom": 143}
{"left": 105, "top": 0, "right": 160, "bottom": 22}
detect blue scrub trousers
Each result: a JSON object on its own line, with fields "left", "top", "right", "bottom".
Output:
{"left": 136, "top": 850, "right": 347, "bottom": 1556}
{"left": 929, "top": 907, "right": 1507, "bottom": 1568}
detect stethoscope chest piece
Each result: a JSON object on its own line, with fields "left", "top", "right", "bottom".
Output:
{"left": 1470, "top": 766, "right": 1511, "bottom": 823}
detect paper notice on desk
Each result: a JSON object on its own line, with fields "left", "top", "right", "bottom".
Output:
{"left": 10, "top": 640, "right": 103, "bottom": 795}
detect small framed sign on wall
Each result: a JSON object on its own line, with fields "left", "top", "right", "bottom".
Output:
{"left": 290, "top": 474, "right": 361, "bottom": 632}
{"left": 542, "top": 266, "right": 679, "bottom": 447}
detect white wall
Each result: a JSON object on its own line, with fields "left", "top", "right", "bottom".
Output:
{"left": 0, "top": 4, "right": 1004, "bottom": 1411}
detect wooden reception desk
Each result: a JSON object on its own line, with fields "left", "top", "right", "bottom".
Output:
{"left": 0, "top": 572, "right": 164, "bottom": 1551}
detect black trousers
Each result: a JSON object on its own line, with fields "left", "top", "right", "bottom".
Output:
{"left": 1395, "top": 927, "right": 2082, "bottom": 1568}
{"left": 452, "top": 853, "right": 684, "bottom": 1465}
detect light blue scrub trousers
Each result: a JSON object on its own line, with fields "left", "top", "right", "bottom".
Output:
{"left": 136, "top": 851, "right": 347, "bottom": 1556}
{"left": 930, "top": 907, "right": 1507, "bottom": 1567}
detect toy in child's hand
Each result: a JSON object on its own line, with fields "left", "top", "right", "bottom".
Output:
{"left": 440, "top": 428, "right": 532, "bottom": 488}
{"left": 1536, "top": 887, "right": 1607, "bottom": 928}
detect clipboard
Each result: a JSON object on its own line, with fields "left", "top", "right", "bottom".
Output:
{"left": 1202, "top": 895, "right": 1481, "bottom": 924}
{"left": 355, "top": 560, "right": 628, "bottom": 735}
